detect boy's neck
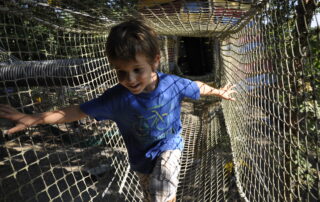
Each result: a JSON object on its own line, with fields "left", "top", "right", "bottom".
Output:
{"left": 142, "top": 71, "right": 159, "bottom": 93}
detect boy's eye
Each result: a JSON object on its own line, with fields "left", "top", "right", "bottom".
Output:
{"left": 134, "top": 68, "right": 143, "bottom": 74}
{"left": 116, "top": 70, "right": 126, "bottom": 79}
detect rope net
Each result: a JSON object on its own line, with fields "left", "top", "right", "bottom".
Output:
{"left": 0, "top": 0, "right": 319, "bottom": 201}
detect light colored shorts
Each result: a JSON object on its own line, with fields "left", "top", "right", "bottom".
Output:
{"left": 136, "top": 150, "right": 182, "bottom": 202}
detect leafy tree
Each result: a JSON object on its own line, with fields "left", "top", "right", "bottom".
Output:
{"left": 262, "top": 0, "right": 319, "bottom": 196}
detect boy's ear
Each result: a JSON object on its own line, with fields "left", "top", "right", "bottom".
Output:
{"left": 152, "top": 54, "right": 161, "bottom": 71}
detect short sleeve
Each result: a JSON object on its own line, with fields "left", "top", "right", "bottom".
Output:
{"left": 178, "top": 77, "right": 200, "bottom": 100}
{"left": 80, "top": 88, "right": 117, "bottom": 121}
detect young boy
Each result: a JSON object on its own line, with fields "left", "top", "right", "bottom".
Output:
{"left": 0, "top": 19, "right": 235, "bottom": 202}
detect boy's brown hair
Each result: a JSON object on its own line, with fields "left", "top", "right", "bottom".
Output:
{"left": 106, "top": 18, "right": 160, "bottom": 64}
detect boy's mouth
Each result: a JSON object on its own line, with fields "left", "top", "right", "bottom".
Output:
{"left": 128, "top": 83, "right": 141, "bottom": 90}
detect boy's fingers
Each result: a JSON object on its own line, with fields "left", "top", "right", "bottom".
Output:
{"left": 226, "top": 84, "right": 236, "bottom": 90}
{"left": 0, "top": 104, "right": 11, "bottom": 110}
{"left": 0, "top": 108, "right": 11, "bottom": 115}
{"left": 220, "top": 89, "right": 237, "bottom": 96}
{"left": 0, "top": 107, "right": 24, "bottom": 121}
{"left": 0, "top": 111, "right": 14, "bottom": 119}
{"left": 6, "top": 124, "right": 27, "bottom": 134}
{"left": 0, "top": 111, "right": 8, "bottom": 118}
{"left": 222, "top": 83, "right": 235, "bottom": 90}
{"left": 0, "top": 105, "right": 16, "bottom": 114}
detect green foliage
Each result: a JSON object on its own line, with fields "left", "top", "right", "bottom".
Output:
{"left": 292, "top": 145, "right": 318, "bottom": 191}
{"left": 298, "top": 29, "right": 320, "bottom": 135}
{"left": 56, "top": 0, "right": 138, "bottom": 19}
{"left": 259, "top": 1, "right": 319, "bottom": 195}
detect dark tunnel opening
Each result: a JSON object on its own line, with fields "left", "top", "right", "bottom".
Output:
{"left": 178, "top": 37, "right": 215, "bottom": 76}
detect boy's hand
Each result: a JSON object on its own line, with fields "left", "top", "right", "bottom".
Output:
{"left": 217, "top": 83, "right": 237, "bottom": 101}
{"left": 196, "top": 81, "right": 237, "bottom": 101}
{"left": 0, "top": 104, "right": 87, "bottom": 134}
{"left": 0, "top": 104, "right": 38, "bottom": 134}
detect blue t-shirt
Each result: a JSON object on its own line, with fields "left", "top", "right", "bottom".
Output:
{"left": 80, "top": 72, "right": 200, "bottom": 173}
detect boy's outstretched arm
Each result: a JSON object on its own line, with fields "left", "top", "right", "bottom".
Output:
{"left": 195, "top": 81, "right": 236, "bottom": 101}
{"left": 0, "top": 104, "right": 87, "bottom": 134}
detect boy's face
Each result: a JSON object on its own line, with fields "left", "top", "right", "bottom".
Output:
{"left": 111, "top": 54, "right": 160, "bottom": 94}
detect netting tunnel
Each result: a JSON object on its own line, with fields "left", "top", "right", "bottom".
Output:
{"left": 0, "top": 0, "right": 319, "bottom": 201}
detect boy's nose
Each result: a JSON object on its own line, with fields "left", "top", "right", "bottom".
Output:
{"left": 126, "top": 72, "right": 136, "bottom": 83}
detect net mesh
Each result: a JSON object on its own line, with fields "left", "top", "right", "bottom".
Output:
{"left": 0, "top": 0, "right": 319, "bottom": 201}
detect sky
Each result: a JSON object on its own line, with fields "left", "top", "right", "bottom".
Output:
{"left": 311, "top": 13, "right": 319, "bottom": 28}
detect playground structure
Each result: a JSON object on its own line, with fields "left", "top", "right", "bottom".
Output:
{"left": 0, "top": 0, "right": 319, "bottom": 201}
